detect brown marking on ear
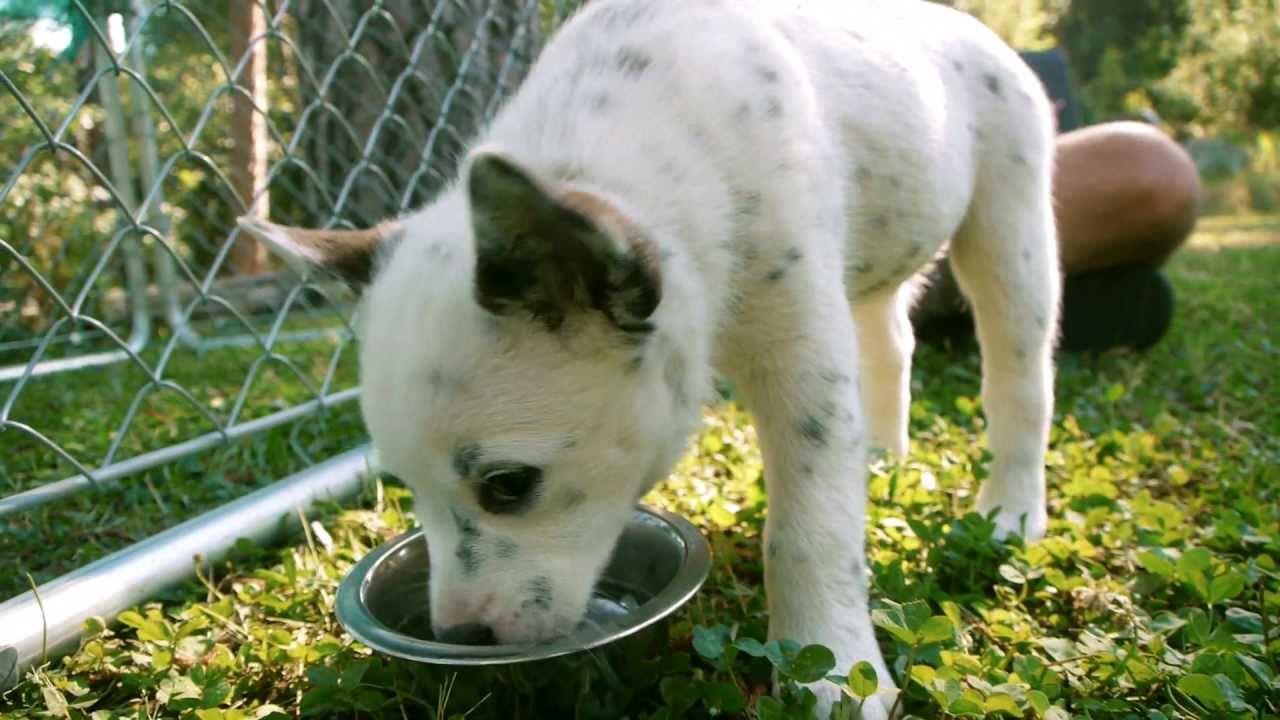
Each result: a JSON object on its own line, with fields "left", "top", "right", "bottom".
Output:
{"left": 236, "top": 216, "right": 402, "bottom": 287}
{"left": 555, "top": 189, "right": 663, "bottom": 333}
{"left": 557, "top": 189, "right": 662, "bottom": 288}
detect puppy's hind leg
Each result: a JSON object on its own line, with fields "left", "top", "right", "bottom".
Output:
{"left": 851, "top": 285, "right": 917, "bottom": 459}
{"left": 948, "top": 131, "right": 1060, "bottom": 542}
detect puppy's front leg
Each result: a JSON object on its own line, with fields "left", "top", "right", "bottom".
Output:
{"left": 730, "top": 310, "right": 897, "bottom": 719}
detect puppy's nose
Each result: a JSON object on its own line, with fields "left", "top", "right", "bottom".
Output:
{"left": 435, "top": 622, "right": 497, "bottom": 646}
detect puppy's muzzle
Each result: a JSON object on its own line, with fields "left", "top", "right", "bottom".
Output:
{"left": 435, "top": 622, "right": 498, "bottom": 646}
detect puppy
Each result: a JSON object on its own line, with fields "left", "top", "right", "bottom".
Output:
{"left": 240, "top": 0, "right": 1060, "bottom": 715}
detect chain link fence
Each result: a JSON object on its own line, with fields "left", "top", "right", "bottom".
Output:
{"left": 1, "top": 0, "right": 581, "bottom": 609}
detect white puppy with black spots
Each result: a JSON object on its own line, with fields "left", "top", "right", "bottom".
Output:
{"left": 240, "top": 0, "right": 1060, "bottom": 716}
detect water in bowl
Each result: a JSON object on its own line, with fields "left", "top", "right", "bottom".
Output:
{"left": 365, "top": 560, "right": 652, "bottom": 644}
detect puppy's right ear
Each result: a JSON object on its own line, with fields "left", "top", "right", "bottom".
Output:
{"left": 465, "top": 148, "right": 662, "bottom": 335}
{"left": 235, "top": 216, "right": 403, "bottom": 290}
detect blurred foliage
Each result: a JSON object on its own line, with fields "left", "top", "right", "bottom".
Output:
{"left": 945, "top": 0, "right": 1070, "bottom": 52}
{"left": 940, "top": 0, "right": 1280, "bottom": 139}
{"left": 938, "top": 0, "right": 1280, "bottom": 214}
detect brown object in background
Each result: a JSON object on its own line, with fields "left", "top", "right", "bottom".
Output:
{"left": 1051, "top": 121, "right": 1202, "bottom": 274}
{"left": 229, "top": 1, "right": 270, "bottom": 275}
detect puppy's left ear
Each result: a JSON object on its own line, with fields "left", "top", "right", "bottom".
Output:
{"left": 235, "top": 216, "right": 403, "bottom": 291}
{"left": 466, "top": 149, "right": 661, "bottom": 334}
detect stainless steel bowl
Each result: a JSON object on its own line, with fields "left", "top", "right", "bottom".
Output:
{"left": 336, "top": 505, "right": 712, "bottom": 665}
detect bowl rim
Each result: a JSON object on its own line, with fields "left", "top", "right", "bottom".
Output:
{"left": 335, "top": 504, "right": 712, "bottom": 665}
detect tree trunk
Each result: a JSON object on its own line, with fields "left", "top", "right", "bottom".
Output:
{"left": 229, "top": 0, "right": 270, "bottom": 275}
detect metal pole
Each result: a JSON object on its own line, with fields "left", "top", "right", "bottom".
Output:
{"left": 0, "top": 445, "right": 375, "bottom": 690}
{"left": 0, "top": 387, "right": 361, "bottom": 518}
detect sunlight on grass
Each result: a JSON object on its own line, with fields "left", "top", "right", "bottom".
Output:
{"left": 2, "top": 214, "right": 1277, "bottom": 719}
{"left": 1187, "top": 213, "right": 1280, "bottom": 250}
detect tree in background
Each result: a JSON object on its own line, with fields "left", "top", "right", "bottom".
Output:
{"left": 228, "top": 0, "right": 269, "bottom": 275}
{"left": 1051, "top": 0, "right": 1193, "bottom": 126}
{"left": 1152, "top": 0, "right": 1280, "bottom": 136}
{"left": 945, "top": 0, "right": 1068, "bottom": 51}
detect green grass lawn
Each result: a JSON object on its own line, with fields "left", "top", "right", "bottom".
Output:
{"left": 2, "top": 215, "right": 1277, "bottom": 719}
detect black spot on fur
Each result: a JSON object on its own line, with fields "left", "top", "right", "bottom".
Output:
{"left": 452, "top": 506, "right": 479, "bottom": 537}
{"left": 983, "top": 73, "right": 1003, "bottom": 96}
{"left": 1011, "top": 151, "right": 1028, "bottom": 165}
{"left": 765, "top": 246, "right": 804, "bottom": 281}
{"left": 735, "top": 102, "right": 752, "bottom": 122}
{"left": 626, "top": 353, "right": 644, "bottom": 373}
{"left": 453, "top": 444, "right": 482, "bottom": 478}
{"left": 589, "top": 91, "right": 611, "bottom": 111}
{"left": 616, "top": 47, "right": 652, "bottom": 76}
{"left": 549, "top": 162, "right": 584, "bottom": 182}
{"left": 733, "top": 189, "right": 762, "bottom": 218}
{"left": 736, "top": 241, "right": 760, "bottom": 265}
{"left": 757, "top": 66, "right": 779, "bottom": 83}
{"left": 455, "top": 543, "right": 479, "bottom": 575}
{"left": 818, "top": 399, "right": 855, "bottom": 425}
{"left": 563, "top": 488, "right": 587, "bottom": 510}
{"left": 664, "top": 349, "right": 690, "bottom": 407}
{"left": 594, "top": 1, "right": 653, "bottom": 29}
{"left": 764, "top": 97, "right": 783, "bottom": 118}
{"left": 801, "top": 463, "right": 814, "bottom": 476}
{"left": 951, "top": 60, "right": 964, "bottom": 73}
{"left": 451, "top": 507, "right": 482, "bottom": 576}
{"left": 523, "top": 576, "right": 553, "bottom": 612}
{"left": 657, "top": 157, "right": 683, "bottom": 181}
{"left": 798, "top": 415, "right": 828, "bottom": 446}
{"left": 425, "top": 241, "right": 452, "bottom": 262}
{"left": 820, "top": 369, "right": 851, "bottom": 384}
{"left": 495, "top": 538, "right": 518, "bottom": 559}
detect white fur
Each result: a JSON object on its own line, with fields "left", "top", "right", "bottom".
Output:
{"left": 245, "top": 1, "right": 1061, "bottom": 717}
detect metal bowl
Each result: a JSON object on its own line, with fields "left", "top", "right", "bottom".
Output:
{"left": 336, "top": 505, "right": 711, "bottom": 665}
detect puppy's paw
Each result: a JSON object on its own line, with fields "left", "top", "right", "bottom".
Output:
{"left": 771, "top": 639, "right": 899, "bottom": 719}
{"left": 806, "top": 680, "right": 897, "bottom": 720}
{"left": 978, "top": 497, "right": 1048, "bottom": 543}
{"left": 976, "top": 484, "right": 1047, "bottom": 542}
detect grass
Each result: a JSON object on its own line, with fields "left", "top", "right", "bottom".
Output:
{"left": 1, "top": 306, "right": 368, "bottom": 599}
{"left": 2, "top": 214, "right": 1278, "bottom": 719}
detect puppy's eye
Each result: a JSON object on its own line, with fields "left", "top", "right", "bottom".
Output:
{"left": 479, "top": 466, "right": 542, "bottom": 514}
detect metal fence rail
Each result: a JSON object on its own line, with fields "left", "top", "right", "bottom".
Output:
{"left": 1, "top": 0, "right": 581, "bottom": 651}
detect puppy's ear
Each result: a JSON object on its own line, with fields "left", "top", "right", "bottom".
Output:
{"left": 235, "top": 216, "right": 402, "bottom": 290}
{"left": 465, "top": 148, "right": 661, "bottom": 334}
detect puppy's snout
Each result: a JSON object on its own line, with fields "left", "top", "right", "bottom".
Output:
{"left": 435, "top": 622, "right": 498, "bottom": 646}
